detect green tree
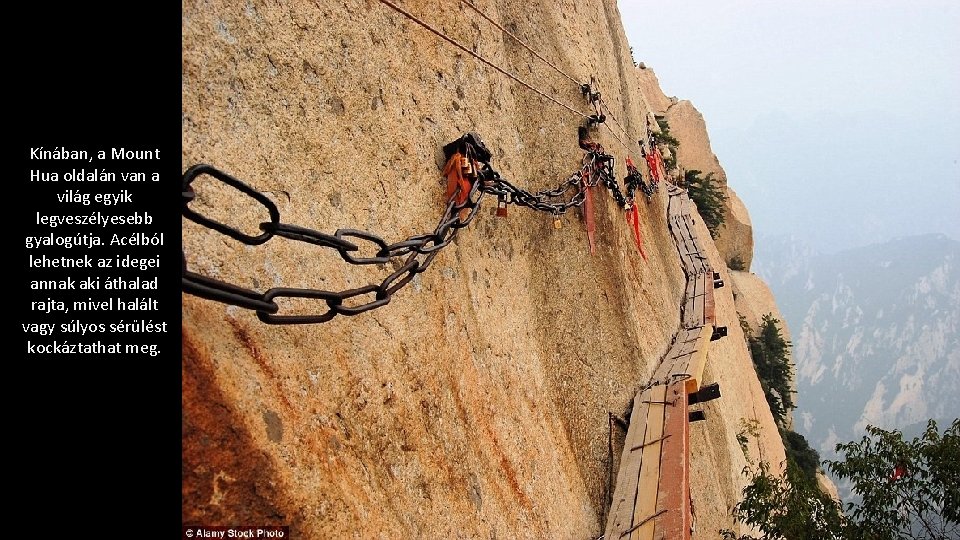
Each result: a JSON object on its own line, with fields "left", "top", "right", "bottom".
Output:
{"left": 827, "top": 419, "right": 959, "bottom": 539}
{"left": 722, "top": 460, "right": 845, "bottom": 540}
{"left": 748, "top": 314, "right": 795, "bottom": 426}
{"left": 685, "top": 169, "right": 727, "bottom": 238}
{"left": 729, "top": 254, "right": 747, "bottom": 271}
{"left": 739, "top": 313, "right": 753, "bottom": 341}
{"left": 653, "top": 116, "right": 679, "bottom": 171}
{"left": 724, "top": 419, "right": 960, "bottom": 539}
{"left": 655, "top": 116, "right": 680, "bottom": 147}
{"left": 781, "top": 428, "right": 820, "bottom": 482}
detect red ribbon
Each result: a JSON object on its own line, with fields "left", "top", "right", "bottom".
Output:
{"left": 442, "top": 152, "right": 473, "bottom": 206}
{"left": 654, "top": 147, "right": 667, "bottom": 182}
{"left": 645, "top": 152, "right": 660, "bottom": 184}
{"left": 626, "top": 205, "right": 647, "bottom": 260}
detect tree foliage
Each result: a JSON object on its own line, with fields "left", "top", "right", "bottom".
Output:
{"left": 748, "top": 314, "right": 795, "bottom": 427}
{"left": 722, "top": 460, "right": 845, "bottom": 540}
{"left": 685, "top": 169, "right": 727, "bottom": 238}
{"left": 724, "top": 420, "right": 960, "bottom": 539}
{"left": 729, "top": 254, "right": 747, "bottom": 271}
{"left": 654, "top": 116, "right": 679, "bottom": 171}
{"left": 739, "top": 313, "right": 753, "bottom": 341}
{"left": 781, "top": 428, "right": 821, "bottom": 482}
{"left": 655, "top": 116, "right": 680, "bottom": 147}
{"left": 826, "top": 419, "right": 959, "bottom": 539}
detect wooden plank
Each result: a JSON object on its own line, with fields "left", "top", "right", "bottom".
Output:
{"left": 680, "top": 225, "right": 691, "bottom": 242}
{"left": 654, "top": 355, "right": 683, "bottom": 384}
{"left": 684, "top": 278, "right": 696, "bottom": 305}
{"left": 687, "top": 274, "right": 704, "bottom": 328}
{"left": 689, "top": 252, "right": 704, "bottom": 276}
{"left": 671, "top": 195, "right": 701, "bottom": 275}
{"left": 704, "top": 274, "right": 716, "bottom": 325}
{"left": 681, "top": 246, "right": 696, "bottom": 274}
{"left": 653, "top": 328, "right": 699, "bottom": 382}
{"left": 630, "top": 384, "right": 669, "bottom": 540}
{"left": 679, "top": 203, "right": 708, "bottom": 274}
{"left": 684, "top": 325, "right": 712, "bottom": 394}
{"left": 694, "top": 273, "right": 707, "bottom": 326}
{"left": 685, "top": 242, "right": 704, "bottom": 274}
{"left": 680, "top": 327, "right": 700, "bottom": 360}
{"left": 606, "top": 387, "right": 654, "bottom": 539}
{"left": 675, "top": 328, "right": 699, "bottom": 354}
{"left": 668, "top": 327, "right": 702, "bottom": 379}
{"left": 683, "top": 296, "right": 696, "bottom": 327}
{"left": 608, "top": 390, "right": 650, "bottom": 529}
{"left": 654, "top": 382, "right": 691, "bottom": 540}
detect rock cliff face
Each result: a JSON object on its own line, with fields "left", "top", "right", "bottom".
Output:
{"left": 730, "top": 270, "right": 796, "bottom": 429}
{"left": 182, "top": 1, "right": 784, "bottom": 537}
{"left": 718, "top": 188, "right": 754, "bottom": 270}
{"left": 634, "top": 73, "right": 754, "bottom": 271}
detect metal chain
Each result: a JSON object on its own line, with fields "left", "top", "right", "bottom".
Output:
{"left": 181, "top": 160, "right": 483, "bottom": 324}
{"left": 625, "top": 161, "right": 656, "bottom": 202}
{"left": 182, "top": 132, "right": 635, "bottom": 324}
{"left": 481, "top": 153, "right": 590, "bottom": 214}
{"left": 479, "top": 132, "right": 630, "bottom": 215}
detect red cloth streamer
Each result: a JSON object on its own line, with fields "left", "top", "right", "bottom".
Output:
{"left": 654, "top": 147, "right": 667, "bottom": 183}
{"left": 645, "top": 152, "right": 660, "bottom": 184}
{"left": 583, "top": 172, "right": 596, "bottom": 254}
{"left": 442, "top": 152, "right": 473, "bottom": 206}
{"left": 626, "top": 205, "right": 647, "bottom": 260}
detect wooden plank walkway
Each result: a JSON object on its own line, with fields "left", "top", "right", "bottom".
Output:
{"left": 651, "top": 326, "right": 711, "bottom": 394}
{"left": 654, "top": 380, "right": 691, "bottom": 540}
{"left": 704, "top": 274, "right": 716, "bottom": 326}
{"left": 604, "top": 185, "right": 720, "bottom": 540}
{"left": 607, "top": 386, "right": 657, "bottom": 536}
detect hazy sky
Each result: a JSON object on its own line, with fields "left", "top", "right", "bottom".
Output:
{"left": 618, "top": 1, "right": 960, "bottom": 253}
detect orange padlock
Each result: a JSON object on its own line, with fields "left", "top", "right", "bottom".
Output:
{"left": 496, "top": 194, "right": 508, "bottom": 217}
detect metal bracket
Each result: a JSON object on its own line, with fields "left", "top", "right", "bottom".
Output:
{"left": 687, "top": 383, "right": 721, "bottom": 405}
{"left": 710, "top": 326, "right": 728, "bottom": 341}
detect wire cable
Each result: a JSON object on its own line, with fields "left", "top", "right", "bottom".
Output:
{"left": 379, "top": 0, "right": 638, "bottom": 159}
{"left": 600, "top": 98, "right": 631, "bottom": 144}
{"left": 377, "top": 0, "right": 590, "bottom": 120}
{"left": 457, "top": 0, "right": 636, "bottom": 155}
{"left": 601, "top": 121, "right": 629, "bottom": 153}
{"left": 459, "top": 0, "right": 581, "bottom": 86}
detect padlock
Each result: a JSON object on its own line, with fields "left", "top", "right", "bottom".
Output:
{"left": 496, "top": 194, "right": 508, "bottom": 217}
{"left": 460, "top": 155, "right": 474, "bottom": 177}
{"left": 553, "top": 215, "right": 562, "bottom": 229}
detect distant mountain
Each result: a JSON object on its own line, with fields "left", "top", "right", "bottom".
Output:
{"left": 754, "top": 234, "right": 960, "bottom": 465}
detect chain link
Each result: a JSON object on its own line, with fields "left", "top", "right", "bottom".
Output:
{"left": 181, "top": 159, "right": 483, "bottom": 324}
{"left": 182, "top": 131, "right": 637, "bottom": 324}
{"left": 478, "top": 127, "right": 630, "bottom": 217}
{"left": 625, "top": 161, "right": 656, "bottom": 202}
